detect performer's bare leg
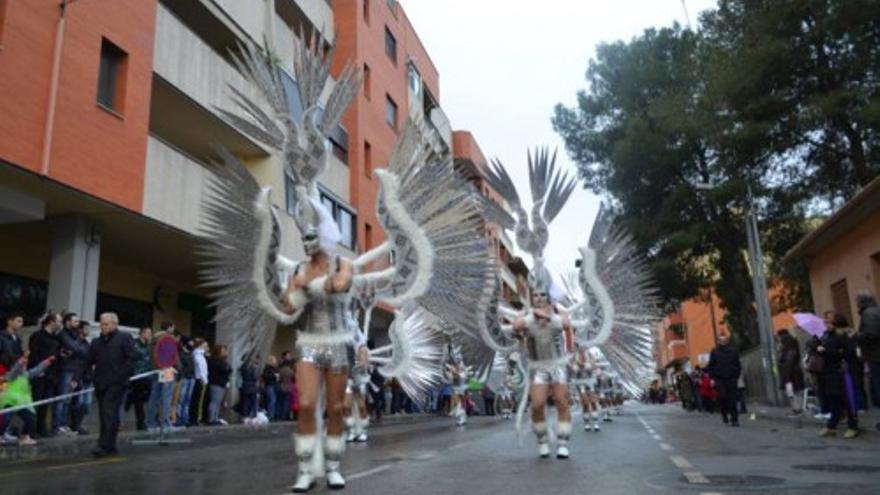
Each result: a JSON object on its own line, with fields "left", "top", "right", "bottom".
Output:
{"left": 552, "top": 384, "right": 572, "bottom": 459}
{"left": 530, "top": 384, "right": 551, "bottom": 458}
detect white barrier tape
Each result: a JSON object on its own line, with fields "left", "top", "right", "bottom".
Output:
{"left": 0, "top": 370, "right": 162, "bottom": 415}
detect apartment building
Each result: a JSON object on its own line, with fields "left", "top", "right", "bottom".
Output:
{"left": 0, "top": 0, "right": 513, "bottom": 354}
{"left": 0, "top": 0, "right": 348, "bottom": 351}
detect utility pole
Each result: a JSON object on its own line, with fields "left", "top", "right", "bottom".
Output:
{"left": 744, "top": 186, "right": 782, "bottom": 406}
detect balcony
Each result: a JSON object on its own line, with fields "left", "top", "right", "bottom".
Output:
{"left": 276, "top": 0, "right": 335, "bottom": 43}
{"left": 143, "top": 136, "right": 209, "bottom": 236}
{"left": 153, "top": 3, "right": 269, "bottom": 156}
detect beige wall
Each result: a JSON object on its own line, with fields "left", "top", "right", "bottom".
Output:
{"left": 143, "top": 136, "right": 207, "bottom": 235}
{"left": 806, "top": 208, "right": 880, "bottom": 328}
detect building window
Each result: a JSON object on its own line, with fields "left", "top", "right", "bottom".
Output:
{"left": 384, "top": 26, "right": 397, "bottom": 64}
{"left": 319, "top": 192, "right": 357, "bottom": 250}
{"left": 286, "top": 176, "right": 357, "bottom": 250}
{"left": 363, "top": 0, "right": 370, "bottom": 24}
{"left": 96, "top": 38, "right": 128, "bottom": 113}
{"left": 407, "top": 62, "right": 422, "bottom": 99}
{"left": 364, "top": 223, "right": 373, "bottom": 251}
{"left": 0, "top": 272, "right": 48, "bottom": 326}
{"left": 385, "top": 95, "right": 398, "bottom": 130}
{"left": 363, "top": 64, "right": 371, "bottom": 100}
{"left": 0, "top": 0, "right": 8, "bottom": 44}
{"left": 96, "top": 292, "right": 154, "bottom": 330}
{"left": 364, "top": 141, "right": 372, "bottom": 178}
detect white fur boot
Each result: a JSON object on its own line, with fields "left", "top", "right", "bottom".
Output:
{"left": 344, "top": 417, "right": 356, "bottom": 443}
{"left": 591, "top": 411, "right": 600, "bottom": 432}
{"left": 356, "top": 416, "right": 369, "bottom": 442}
{"left": 324, "top": 435, "right": 346, "bottom": 490}
{"left": 533, "top": 422, "right": 550, "bottom": 458}
{"left": 292, "top": 435, "right": 317, "bottom": 493}
{"left": 556, "top": 422, "right": 572, "bottom": 459}
{"left": 455, "top": 404, "right": 467, "bottom": 426}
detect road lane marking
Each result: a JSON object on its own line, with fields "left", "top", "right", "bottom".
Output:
{"left": 347, "top": 464, "right": 392, "bottom": 480}
{"left": 652, "top": 434, "right": 662, "bottom": 440}
{"left": 700, "top": 492, "right": 723, "bottom": 495}
{"left": 659, "top": 443, "right": 673, "bottom": 451}
{"left": 683, "top": 471, "right": 710, "bottom": 484}
{"left": 669, "top": 455, "right": 693, "bottom": 469}
{"left": 0, "top": 457, "right": 126, "bottom": 479}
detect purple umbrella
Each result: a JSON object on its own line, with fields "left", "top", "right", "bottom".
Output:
{"left": 793, "top": 313, "right": 826, "bottom": 337}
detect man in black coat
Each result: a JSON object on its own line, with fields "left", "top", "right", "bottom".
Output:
{"left": 53, "top": 313, "right": 90, "bottom": 435}
{"left": 28, "top": 312, "right": 62, "bottom": 437}
{"left": 854, "top": 290, "right": 880, "bottom": 430}
{"left": 88, "top": 313, "right": 134, "bottom": 457}
{"left": 706, "top": 334, "right": 742, "bottom": 427}
{"left": 0, "top": 312, "right": 25, "bottom": 368}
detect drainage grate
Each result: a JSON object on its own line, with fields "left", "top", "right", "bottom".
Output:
{"left": 681, "top": 475, "right": 786, "bottom": 487}
{"left": 793, "top": 464, "right": 880, "bottom": 473}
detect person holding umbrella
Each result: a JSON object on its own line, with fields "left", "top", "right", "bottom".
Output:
{"left": 816, "top": 313, "right": 859, "bottom": 438}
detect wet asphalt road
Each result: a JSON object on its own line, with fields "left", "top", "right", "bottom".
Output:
{"left": 2, "top": 404, "right": 880, "bottom": 495}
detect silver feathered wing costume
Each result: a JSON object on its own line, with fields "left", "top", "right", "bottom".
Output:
{"left": 199, "top": 36, "right": 496, "bottom": 402}
{"left": 481, "top": 149, "right": 659, "bottom": 430}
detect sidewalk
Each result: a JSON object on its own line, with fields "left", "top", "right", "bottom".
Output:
{"left": 0, "top": 412, "right": 445, "bottom": 459}
{"left": 739, "top": 400, "right": 879, "bottom": 435}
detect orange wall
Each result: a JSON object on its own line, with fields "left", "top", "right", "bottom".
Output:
{"left": 806, "top": 208, "right": 880, "bottom": 328}
{"left": 332, "top": 0, "right": 440, "bottom": 252}
{"left": 0, "top": 0, "right": 156, "bottom": 212}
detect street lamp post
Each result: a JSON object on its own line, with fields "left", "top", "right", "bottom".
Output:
{"left": 695, "top": 182, "right": 782, "bottom": 406}
{"left": 744, "top": 186, "right": 783, "bottom": 406}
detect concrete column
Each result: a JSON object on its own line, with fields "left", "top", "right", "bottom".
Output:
{"left": 46, "top": 215, "right": 101, "bottom": 321}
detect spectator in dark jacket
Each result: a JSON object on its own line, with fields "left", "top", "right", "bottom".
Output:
{"left": 777, "top": 330, "right": 805, "bottom": 415}
{"left": 706, "top": 334, "right": 742, "bottom": 427}
{"left": 207, "top": 345, "right": 231, "bottom": 425}
{"left": 70, "top": 321, "right": 93, "bottom": 435}
{"left": 854, "top": 290, "right": 880, "bottom": 431}
{"left": 53, "top": 313, "right": 90, "bottom": 435}
{"left": 88, "top": 313, "right": 134, "bottom": 456}
{"left": 817, "top": 313, "right": 860, "bottom": 438}
{"left": 28, "top": 311, "right": 62, "bottom": 437}
{"left": 239, "top": 354, "right": 260, "bottom": 421}
{"left": 277, "top": 352, "right": 294, "bottom": 421}
{"left": 261, "top": 355, "right": 279, "bottom": 421}
{"left": 128, "top": 327, "right": 153, "bottom": 431}
{"left": 175, "top": 338, "right": 196, "bottom": 427}
{"left": 0, "top": 312, "right": 25, "bottom": 368}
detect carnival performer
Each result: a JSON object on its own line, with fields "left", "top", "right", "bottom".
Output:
{"left": 343, "top": 338, "right": 371, "bottom": 443}
{"left": 446, "top": 351, "right": 472, "bottom": 426}
{"left": 280, "top": 213, "right": 354, "bottom": 491}
{"left": 597, "top": 370, "right": 614, "bottom": 423}
{"left": 513, "top": 285, "right": 574, "bottom": 459}
{"left": 496, "top": 375, "right": 516, "bottom": 420}
{"left": 570, "top": 343, "right": 601, "bottom": 432}
{"left": 200, "top": 32, "right": 499, "bottom": 493}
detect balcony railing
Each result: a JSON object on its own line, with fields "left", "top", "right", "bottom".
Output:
{"left": 143, "top": 136, "right": 209, "bottom": 235}
{"left": 154, "top": 4, "right": 268, "bottom": 145}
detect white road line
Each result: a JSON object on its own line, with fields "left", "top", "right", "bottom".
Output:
{"left": 669, "top": 455, "right": 693, "bottom": 469}
{"left": 652, "top": 434, "right": 662, "bottom": 440}
{"left": 346, "top": 464, "right": 392, "bottom": 481}
{"left": 659, "top": 443, "right": 673, "bottom": 451}
{"left": 700, "top": 492, "right": 723, "bottom": 495}
{"left": 683, "top": 471, "right": 710, "bottom": 484}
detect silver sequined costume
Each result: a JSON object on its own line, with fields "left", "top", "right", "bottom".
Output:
{"left": 295, "top": 278, "right": 355, "bottom": 372}
{"left": 523, "top": 314, "right": 569, "bottom": 385}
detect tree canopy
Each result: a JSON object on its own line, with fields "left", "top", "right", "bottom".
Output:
{"left": 553, "top": 0, "right": 880, "bottom": 347}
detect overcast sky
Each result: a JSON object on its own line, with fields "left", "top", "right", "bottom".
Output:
{"left": 399, "top": 0, "right": 718, "bottom": 281}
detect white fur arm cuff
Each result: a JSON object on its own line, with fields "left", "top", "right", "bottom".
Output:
{"left": 286, "top": 289, "right": 308, "bottom": 309}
